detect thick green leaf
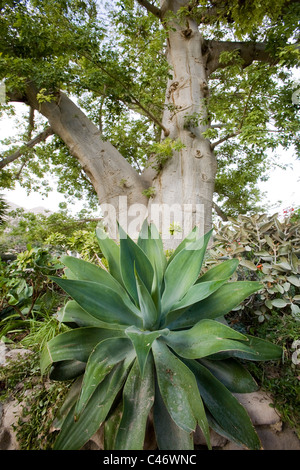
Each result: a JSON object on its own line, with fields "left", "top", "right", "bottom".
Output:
{"left": 161, "top": 230, "right": 213, "bottom": 315}
{"left": 96, "top": 227, "right": 123, "bottom": 286}
{"left": 49, "top": 360, "right": 86, "bottom": 381}
{"left": 114, "top": 356, "right": 155, "bottom": 450}
{"left": 227, "top": 335, "right": 283, "bottom": 362}
{"left": 153, "top": 380, "right": 194, "bottom": 450}
{"left": 199, "top": 358, "right": 259, "bottom": 393}
{"left": 54, "top": 362, "right": 129, "bottom": 450}
{"left": 169, "top": 281, "right": 262, "bottom": 329}
{"left": 162, "top": 279, "right": 227, "bottom": 327}
{"left": 40, "top": 327, "right": 124, "bottom": 374}
{"left": 119, "top": 224, "right": 154, "bottom": 304}
{"left": 61, "top": 255, "right": 123, "bottom": 292}
{"left": 53, "top": 377, "right": 83, "bottom": 429}
{"left": 166, "top": 226, "right": 201, "bottom": 264}
{"left": 137, "top": 220, "right": 167, "bottom": 289}
{"left": 152, "top": 340, "right": 210, "bottom": 448}
{"left": 49, "top": 277, "right": 143, "bottom": 327}
{"left": 164, "top": 319, "right": 254, "bottom": 360}
{"left": 196, "top": 259, "right": 239, "bottom": 283}
{"left": 185, "top": 359, "right": 262, "bottom": 450}
{"left": 59, "top": 300, "right": 116, "bottom": 329}
{"left": 103, "top": 401, "right": 123, "bottom": 450}
{"left": 75, "top": 338, "right": 135, "bottom": 417}
{"left": 125, "top": 326, "right": 169, "bottom": 377}
{"left": 135, "top": 267, "right": 158, "bottom": 329}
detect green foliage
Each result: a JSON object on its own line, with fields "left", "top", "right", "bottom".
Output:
{"left": 0, "top": 246, "right": 63, "bottom": 339}
{"left": 0, "top": 351, "right": 71, "bottom": 450}
{"left": 42, "top": 220, "right": 282, "bottom": 450}
{"left": 147, "top": 138, "right": 185, "bottom": 172}
{"left": 210, "top": 212, "right": 300, "bottom": 323}
{"left": 0, "top": 194, "right": 8, "bottom": 225}
{"left": 0, "top": 208, "right": 98, "bottom": 254}
{"left": 141, "top": 186, "right": 156, "bottom": 198}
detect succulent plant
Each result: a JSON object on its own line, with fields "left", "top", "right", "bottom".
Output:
{"left": 41, "top": 221, "right": 282, "bottom": 450}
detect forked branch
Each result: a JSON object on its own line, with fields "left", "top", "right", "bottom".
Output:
{"left": 0, "top": 126, "right": 54, "bottom": 170}
{"left": 135, "top": 0, "right": 162, "bottom": 18}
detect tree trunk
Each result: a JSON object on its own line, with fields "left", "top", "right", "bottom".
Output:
{"left": 145, "top": 10, "right": 217, "bottom": 248}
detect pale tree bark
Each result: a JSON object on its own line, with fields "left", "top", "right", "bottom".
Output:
{"left": 24, "top": 83, "right": 149, "bottom": 239}
{"left": 139, "top": 0, "right": 280, "bottom": 247}
{"left": 143, "top": 1, "right": 217, "bottom": 247}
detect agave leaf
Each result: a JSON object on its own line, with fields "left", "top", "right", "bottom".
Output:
{"left": 75, "top": 338, "right": 135, "bottom": 417}
{"left": 196, "top": 259, "right": 239, "bottom": 283}
{"left": 61, "top": 255, "right": 123, "bottom": 290}
{"left": 164, "top": 319, "right": 254, "bottom": 360}
{"left": 96, "top": 227, "right": 123, "bottom": 286}
{"left": 153, "top": 380, "right": 194, "bottom": 450}
{"left": 114, "top": 356, "right": 155, "bottom": 450}
{"left": 54, "top": 361, "right": 130, "bottom": 450}
{"left": 227, "top": 335, "right": 283, "bottom": 362}
{"left": 169, "top": 281, "right": 262, "bottom": 329}
{"left": 53, "top": 377, "right": 83, "bottom": 430}
{"left": 49, "top": 360, "right": 86, "bottom": 381}
{"left": 161, "top": 230, "right": 212, "bottom": 315}
{"left": 185, "top": 359, "right": 262, "bottom": 450}
{"left": 134, "top": 267, "right": 158, "bottom": 329}
{"left": 40, "top": 327, "right": 125, "bottom": 374}
{"left": 137, "top": 220, "right": 167, "bottom": 289}
{"left": 119, "top": 224, "right": 154, "bottom": 304}
{"left": 162, "top": 279, "right": 227, "bottom": 327}
{"left": 167, "top": 226, "right": 201, "bottom": 264}
{"left": 152, "top": 340, "right": 211, "bottom": 448}
{"left": 49, "top": 277, "right": 143, "bottom": 328}
{"left": 59, "top": 300, "right": 117, "bottom": 329}
{"left": 103, "top": 401, "right": 123, "bottom": 450}
{"left": 199, "top": 358, "right": 259, "bottom": 393}
{"left": 125, "top": 326, "right": 169, "bottom": 377}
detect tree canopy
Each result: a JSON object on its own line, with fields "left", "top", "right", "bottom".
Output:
{"left": 0, "top": 0, "right": 299, "bottom": 218}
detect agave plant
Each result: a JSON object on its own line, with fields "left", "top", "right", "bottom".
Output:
{"left": 41, "top": 221, "right": 282, "bottom": 450}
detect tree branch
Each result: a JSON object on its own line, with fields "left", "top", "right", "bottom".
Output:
{"left": 0, "top": 126, "right": 54, "bottom": 170}
{"left": 205, "top": 40, "right": 278, "bottom": 75}
{"left": 211, "top": 130, "right": 241, "bottom": 149}
{"left": 135, "top": 0, "right": 162, "bottom": 18}
{"left": 213, "top": 201, "right": 228, "bottom": 221}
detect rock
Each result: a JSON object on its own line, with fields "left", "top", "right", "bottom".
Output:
{"left": 0, "top": 342, "right": 33, "bottom": 368}
{"left": 234, "top": 391, "right": 281, "bottom": 426}
{"left": 194, "top": 425, "right": 228, "bottom": 448}
{"left": 0, "top": 341, "right": 9, "bottom": 365}
{"left": 222, "top": 441, "right": 245, "bottom": 450}
{"left": 256, "top": 424, "right": 300, "bottom": 450}
{"left": 0, "top": 399, "right": 22, "bottom": 450}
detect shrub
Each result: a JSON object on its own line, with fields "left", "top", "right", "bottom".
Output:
{"left": 0, "top": 246, "right": 63, "bottom": 340}
{"left": 210, "top": 212, "right": 300, "bottom": 323}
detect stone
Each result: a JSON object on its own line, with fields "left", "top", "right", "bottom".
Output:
{"left": 194, "top": 425, "right": 228, "bottom": 448}
{"left": 234, "top": 391, "right": 281, "bottom": 426}
{"left": 0, "top": 341, "right": 9, "bottom": 365}
{"left": 256, "top": 424, "right": 300, "bottom": 450}
{"left": 0, "top": 399, "right": 22, "bottom": 450}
